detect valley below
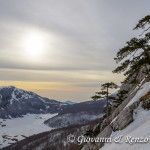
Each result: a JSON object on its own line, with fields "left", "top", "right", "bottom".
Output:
{"left": 0, "top": 113, "right": 57, "bottom": 148}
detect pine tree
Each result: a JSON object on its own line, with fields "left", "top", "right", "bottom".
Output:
{"left": 91, "top": 82, "right": 118, "bottom": 125}
{"left": 113, "top": 90, "right": 128, "bottom": 107}
{"left": 113, "top": 15, "right": 150, "bottom": 84}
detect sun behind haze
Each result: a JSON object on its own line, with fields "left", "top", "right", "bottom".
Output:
{"left": 0, "top": 0, "right": 149, "bottom": 102}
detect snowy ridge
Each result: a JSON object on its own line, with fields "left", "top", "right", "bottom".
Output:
{"left": 0, "top": 86, "right": 69, "bottom": 119}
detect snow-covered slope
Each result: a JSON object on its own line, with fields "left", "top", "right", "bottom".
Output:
{"left": 125, "top": 81, "right": 150, "bottom": 108}
{"left": 101, "top": 106, "right": 150, "bottom": 150}
{"left": 0, "top": 113, "right": 57, "bottom": 148}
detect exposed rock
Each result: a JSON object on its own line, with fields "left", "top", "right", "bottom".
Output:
{"left": 111, "top": 101, "right": 139, "bottom": 131}
{"left": 136, "top": 65, "right": 150, "bottom": 84}
{"left": 120, "top": 84, "right": 132, "bottom": 93}
{"left": 110, "top": 86, "right": 139, "bottom": 122}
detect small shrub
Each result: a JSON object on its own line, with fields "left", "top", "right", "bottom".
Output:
{"left": 84, "top": 124, "right": 100, "bottom": 137}
{"left": 142, "top": 98, "right": 150, "bottom": 110}
{"left": 140, "top": 91, "right": 150, "bottom": 101}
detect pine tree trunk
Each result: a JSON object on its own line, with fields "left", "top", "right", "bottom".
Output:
{"left": 106, "top": 87, "right": 109, "bottom": 125}
{"left": 143, "top": 47, "right": 150, "bottom": 60}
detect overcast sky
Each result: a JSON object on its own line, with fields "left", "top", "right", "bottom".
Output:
{"left": 0, "top": 0, "right": 150, "bottom": 102}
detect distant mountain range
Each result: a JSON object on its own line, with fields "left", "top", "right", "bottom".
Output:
{"left": 0, "top": 86, "right": 68, "bottom": 119}
{"left": 64, "top": 100, "right": 76, "bottom": 105}
{"left": 0, "top": 86, "right": 117, "bottom": 128}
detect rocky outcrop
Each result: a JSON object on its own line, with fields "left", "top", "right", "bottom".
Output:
{"left": 99, "top": 83, "right": 138, "bottom": 132}
{"left": 136, "top": 65, "right": 150, "bottom": 84}
{"left": 111, "top": 101, "right": 139, "bottom": 131}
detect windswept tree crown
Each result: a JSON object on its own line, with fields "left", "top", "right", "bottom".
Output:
{"left": 113, "top": 15, "right": 150, "bottom": 84}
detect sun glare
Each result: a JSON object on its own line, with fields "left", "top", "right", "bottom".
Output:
{"left": 22, "top": 30, "right": 47, "bottom": 60}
